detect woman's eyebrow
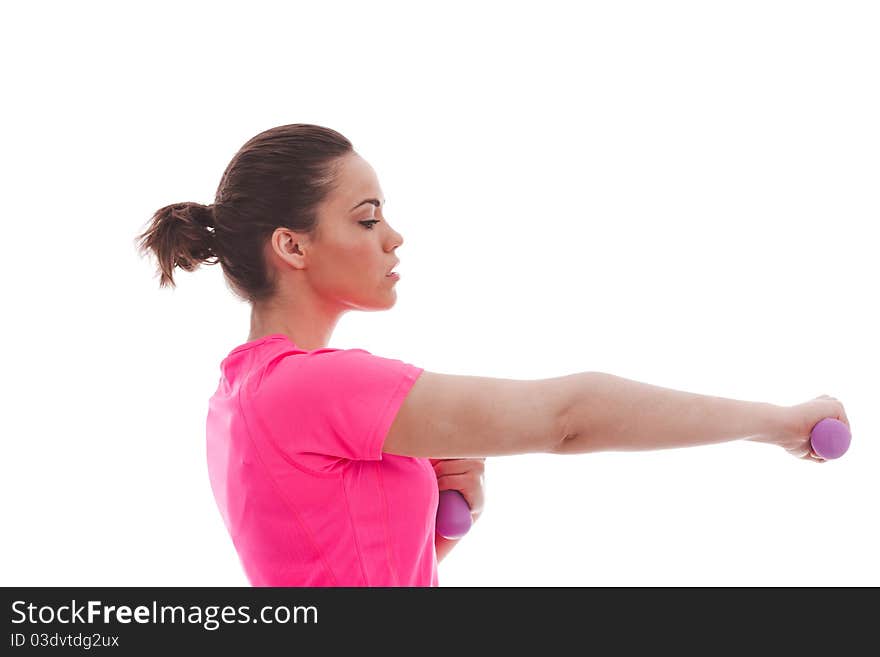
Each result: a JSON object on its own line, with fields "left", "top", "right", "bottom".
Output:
{"left": 350, "top": 198, "right": 384, "bottom": 212}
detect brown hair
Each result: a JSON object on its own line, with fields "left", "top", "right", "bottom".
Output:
{"left": 134, "top": 123, "right": 354, "bottom": 303}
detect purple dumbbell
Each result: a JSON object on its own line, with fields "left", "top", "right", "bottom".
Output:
{"left": 810, "top": 418, "right": 851, "bottom": 459}
{"left": 436, "top": 490, "right": 473, "bottom": 539}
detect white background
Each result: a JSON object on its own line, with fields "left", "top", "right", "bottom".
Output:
{"left": 2, "top": 0, "right": 877, "bottom": 587}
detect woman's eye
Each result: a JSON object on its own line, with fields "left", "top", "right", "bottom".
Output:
{"left": 359, "top": 220, "right": 381, "bottom": 230}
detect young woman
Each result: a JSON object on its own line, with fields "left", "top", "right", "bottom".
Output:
{"left": 135, "top": 123, "right": 850, "bottom": 587}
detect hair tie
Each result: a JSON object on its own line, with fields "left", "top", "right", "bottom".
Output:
{"left": 195, "top": 203, "right": 216, "bottom": 231}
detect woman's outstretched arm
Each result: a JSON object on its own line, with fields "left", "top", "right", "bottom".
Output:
{"left": 554, "top": 372, "right": 782, "bottom": 454}
{"left": 383, "top": 368, "right": 841, "bottom": 461}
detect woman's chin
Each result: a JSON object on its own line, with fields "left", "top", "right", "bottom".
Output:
{"left": 382, "top": 286, "right": 398, "bottom": 306}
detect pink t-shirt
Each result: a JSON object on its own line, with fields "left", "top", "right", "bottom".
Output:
{"left": 205, "top": 334, "right": 437, "bottom": 586}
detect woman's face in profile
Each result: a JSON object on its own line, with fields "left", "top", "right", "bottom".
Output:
{"left": 251, "top": 151, "right": 405, "bottom": 347}
{"left": 302, "top": 152, "right": 405, "bottom": 312}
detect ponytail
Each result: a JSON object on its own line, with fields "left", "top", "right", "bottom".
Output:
{"left": 135, "top": 201, "right": 219, "bottom": 289}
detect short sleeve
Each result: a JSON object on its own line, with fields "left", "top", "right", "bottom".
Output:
{"left": 248, "top": 348, "right": 424, "bottom": 470}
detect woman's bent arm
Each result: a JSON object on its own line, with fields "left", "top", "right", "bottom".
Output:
{"left": 554, "top": 372, "right": 783, "bottom": 454}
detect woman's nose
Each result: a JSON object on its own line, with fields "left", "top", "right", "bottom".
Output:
{"left": 387, "top": 227, "right": 403, "bottom": 249}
